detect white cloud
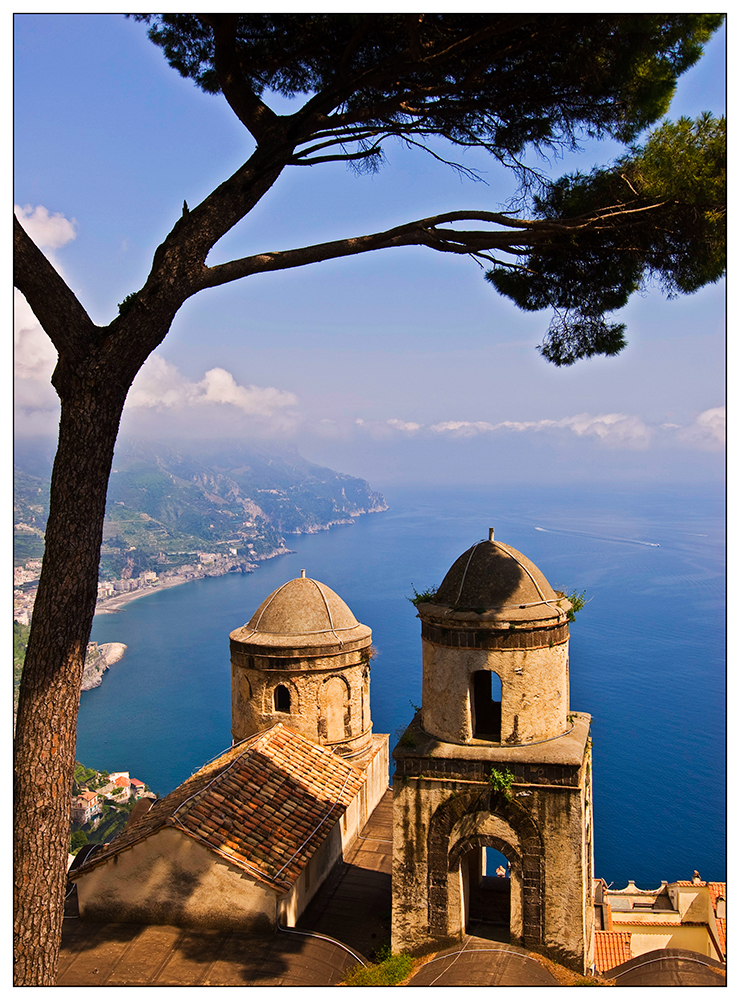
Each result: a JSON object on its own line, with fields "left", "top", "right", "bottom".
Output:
{"left": 14, "top": 205, "right": 79, "bottom": 435}
{"left": 14, "top": 291, "right": 61, "bottom": 437}
{"left": 127, "top": 354, "right": 299, "bottom": 418}
{"left": 14, "top": 204, "right": 77, "bottom": 280}
{"left": 428, "top": 413, "right": 652, "bottom": 448}
{"left": 14, "top": 290, "right": 58, "bottom": 383}
{"left": 675, "top": 407, "right": 726, "bottom": 451}
{"left": 430, "top": 420, "right": 498, "bottom": 437}
{"left": 15, "top": 204, "right": 77, "bottom": 250}
{"left": 387, "top": 418, "right": 422, "bottom": 433}
{"left": 558, "top": 413, "right": 653, "bottom": 448}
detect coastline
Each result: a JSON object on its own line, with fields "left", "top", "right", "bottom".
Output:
{"left": 95, "top": 575, "right": 203, "bottom": 615}
{"left": 92, "top": 507, "right": 388, "bottom": 616}
{"left": 93, "top": 545, "right": 294, "bottom": 616}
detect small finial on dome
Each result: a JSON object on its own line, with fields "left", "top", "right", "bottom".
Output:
{"left": 300, "top": 569, "right": 306, "bottom": 578}
{"left": 489, "top": 527, "right": 495, "bottom": 542}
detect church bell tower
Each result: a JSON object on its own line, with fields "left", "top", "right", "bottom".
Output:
{"left": 229, "top": 570, "right": 375, "bottom": 760}
{"left": 392, "top": 529, "right": 595, "bottom": 973}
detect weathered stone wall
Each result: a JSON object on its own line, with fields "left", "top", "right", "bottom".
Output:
{"left": 391, "top": 716, "right": 594, "bottom": 973}
{"left": 421, "top": 638, "right": 569, "bottom": 745}
{"left": 75, "top": 827, "right": 277, "bottom": 933}
{"left": 231, "top": 646, "right": 373, "bottom": 758}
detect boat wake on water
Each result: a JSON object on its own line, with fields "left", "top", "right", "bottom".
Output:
{"left": 534, "top": 526, "right": 660, "bottom": 547}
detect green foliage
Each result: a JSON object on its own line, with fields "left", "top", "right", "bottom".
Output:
{"left": 17, "top": 443, "right": 385, "bottom": 582}
{"left": 408, "top": 585, "right": 438, "bottom": 608}
{"left": 13, "top": 532, "right": 46, "bottom": 565}
{"left": 488, "top": 114, "right": 725, "bottom": 365}
{"left": 134, "top": 14, "right": 722, "bottom": 155}
{"left": 395, "top": 727, "right": 417, "bottom": 750}
{"left": 117, "top": 292, "right": 137, "bottom": 315}
{"left": 487, "top": 766, "right": 515, "bottom": 793}
{"left": 73, "top": 763, "right": 98, "bottom": 787}
{"left": 13, "top": 622, "right": 30, "bottom": 714}
{"left": 565, "top": 589, "right": 587, "bottom": 623}
{"left": 69, "top": 830, "right": 88, "bottom": 855}
{"left": 343, "top": 946, "right": 414, "bottom": 986}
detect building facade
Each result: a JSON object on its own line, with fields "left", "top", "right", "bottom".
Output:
{"left": 391, "top": 529, "right": 595, "bottom": 973}
{"left": 71, "top": 572, "right": 388, "bottom": 933}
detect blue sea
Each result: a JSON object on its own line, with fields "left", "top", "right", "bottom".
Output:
{"left": 82, "top": 483, "right": 726, "bottom": 890}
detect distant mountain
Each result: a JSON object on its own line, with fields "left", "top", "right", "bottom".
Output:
{"left": 14, "top": 440, "right": 387, "bottom": 578}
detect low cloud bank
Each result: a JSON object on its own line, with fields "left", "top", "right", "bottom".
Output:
{"left": 349, "top": 409, "right": 725, "bottom": 452}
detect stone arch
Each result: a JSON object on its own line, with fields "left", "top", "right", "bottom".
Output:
{"left": 319, "top": 674, "right": 351, "bottom": 744}
{"left": 449, "top": 833, "right": 520, "bottom": 871}
{"left": 448, "top": 833, "right": 521, "bottom": 942}
{"left": 427, "top": 787, "right": 544, "bottom": 948}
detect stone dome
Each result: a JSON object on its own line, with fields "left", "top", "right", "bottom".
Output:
{"left": 423, "top": 529, "right": 569, "bottom": 626}
{"left": 230, "top": 572, "right": 372, "bottom": 651}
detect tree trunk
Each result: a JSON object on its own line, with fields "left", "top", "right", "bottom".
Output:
{"left": 13, "top": 377, "right": 129, "bottom": 985}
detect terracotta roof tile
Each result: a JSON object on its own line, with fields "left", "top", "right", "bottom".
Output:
{"left": 707, "top": 882, "right": 726, "bottom": 911}
{"left": 707, "top": 883, "right": 726, "bottom": 955}
{"left": 71, "top": 724, "right": 366, "bottom": 894}
{"left": 716, "top": 918, "right": 726, "bottom": 956}
{"left": 611, "top": 916, "right": 681, "bottom": 926}
{"left": 594, "top": 931, "right": 632, "bottom": 973}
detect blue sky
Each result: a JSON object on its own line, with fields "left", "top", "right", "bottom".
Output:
{"left": 14, "top": 13, "right": 726, "bottom": 487}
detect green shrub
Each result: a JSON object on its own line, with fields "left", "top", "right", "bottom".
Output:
{"left": 408, "top": 585, "right": 438, "bottom": 608}
{"left": 343, "top": 946, "right": 414, "bottom": 986}
{"left": 487, "top": 766, "right": 515, "bottom": 794}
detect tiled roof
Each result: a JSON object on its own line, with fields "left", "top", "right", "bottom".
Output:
{"left": 707, "top": 882, "right": 726, "bottom": 910}
{"left": 611, "top": 916, "right": 682, "bottom": 926}
{"left": 594, "top": 931, "right": 631, "bottom": 973}
{"left": 707, "top": 883, "right": 726, "bottom": 955}
{"left": 716, "top": 918, "right": 726, "bottom": 956}
{"left": 71, "top": 724, "right": 366, "bottom": 893}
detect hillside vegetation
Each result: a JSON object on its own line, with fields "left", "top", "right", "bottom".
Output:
{"left": 15, "top": 441, "right": 387, "bottom": 579}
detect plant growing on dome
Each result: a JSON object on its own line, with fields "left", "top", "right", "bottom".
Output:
{"left": 556, "top": 588, "right": 587, "bottom": 622}
{"left": 408, "top": 585, "right": 438, "bottom": 608}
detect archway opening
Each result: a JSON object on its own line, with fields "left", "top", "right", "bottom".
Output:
{"left": 274, "top": 684, "right": 291, "bottom": 713}
{"left": 462, "top": 844, "right": 510, "bottom": 940}
{"left": 472, "top": 670, "right": 501, "bottom": 741}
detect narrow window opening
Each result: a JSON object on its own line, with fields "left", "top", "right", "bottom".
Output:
{"left": 274, "top": 684, "right": 291, "bottom": 713}
{"left": 472, "top": 671, "right": 501, "bottom": 741}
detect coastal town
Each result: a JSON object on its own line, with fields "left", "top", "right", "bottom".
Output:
{"left": 13, "top": 547, "right": 283, "bottom": 626}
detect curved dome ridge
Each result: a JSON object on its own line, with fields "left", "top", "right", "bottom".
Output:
{"left": 230, "top": 574, "right": 371, "bottom": 651}
{"left": 430, "top": 534, "right": 566, "bottom": 624}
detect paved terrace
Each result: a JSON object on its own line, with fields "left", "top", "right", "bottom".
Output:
{"left": 57, "top": 787, "right": 726, "bottom": 986}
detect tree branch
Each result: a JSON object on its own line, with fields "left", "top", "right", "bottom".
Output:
{"left": 193, "top": 200, "right": 684, "bottom": 291}
{"left": 195, "top": 211, "right": 550, "bottom": 289}
{"left": 14, "top": 215, "right": 97, "bottom": 363}
{"left": 197, "top": 14, "right": 282, "bottom": 143}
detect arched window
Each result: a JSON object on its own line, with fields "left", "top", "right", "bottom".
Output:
{"left": 472, "top": 670, "right": 502, "bottom": 741}
{"left": 274, "top": 684, "right": 291, "bottom": 713}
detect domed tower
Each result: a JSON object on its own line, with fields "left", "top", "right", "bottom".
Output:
{"left": 229, "top": 570, "right": 374, "bottom": 760}
{"left": 419, "top": 527, "right": 571, "bottom": 747}
{"left": 392, "top": 530, "right": 595, "bottom": 974}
